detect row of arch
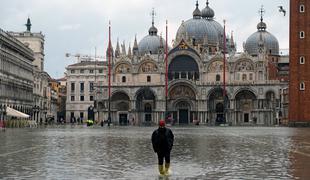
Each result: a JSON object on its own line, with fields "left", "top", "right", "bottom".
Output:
{"left": 113, "top": 54, "right": 260, "bottom": 75}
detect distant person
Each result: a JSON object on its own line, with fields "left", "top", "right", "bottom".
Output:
{"left": 151, "top": 120, "right": 174, "bottom": 176}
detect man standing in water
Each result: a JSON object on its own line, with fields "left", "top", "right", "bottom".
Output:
{"left": 152, "top": 119, "right": 174, "bottom": 175}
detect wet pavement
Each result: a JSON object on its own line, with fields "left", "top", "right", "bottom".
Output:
{"left": 0, "top": 126, "right": 310, "bottom": 179}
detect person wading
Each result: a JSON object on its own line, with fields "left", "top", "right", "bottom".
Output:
{"left": 151, "top": 119, "right": 174, "bottom": 175}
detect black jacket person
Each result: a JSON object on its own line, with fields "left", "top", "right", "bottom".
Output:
{"left": 151, "top": 120, "right": 174, "bottom": 175}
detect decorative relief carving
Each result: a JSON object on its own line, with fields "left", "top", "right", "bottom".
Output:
{"left": 170, "top": 85, "right": 195, "bottom": 99}
{"left": 139, "top": 62, "right": 158, "bottom": 73}
{"left": 208, "top": 61, "right": 227, "bottom": 72}
{"left": 115, "top": 63, "right": 131, "bottom": 74}
{"left": 178, "top": 41, "right": 188, "bottom": 50}
{"left": 235, "top": 60, "right": 254, "bottom": 71}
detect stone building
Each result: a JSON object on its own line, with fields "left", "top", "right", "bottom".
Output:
{"left": 9, "top": 18, "right": 51, "bottom": 124}
{"left": 0, "top": 28, "right": 34, "bottom": 119}
{"left": 289, "top": 0, "right": 310, "bottom": 125}
{"left": 67, "top": 1, "right": 288, "bottom": 126}
{"left": 65, "top": 61, "right": 106, "bottom": 122}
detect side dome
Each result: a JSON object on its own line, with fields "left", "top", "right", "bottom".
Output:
{"left": 138, "top": 35, "right": 165, "bottom": 55}
{"left": 244, "top": 21, "right": 279, "bottom": 56}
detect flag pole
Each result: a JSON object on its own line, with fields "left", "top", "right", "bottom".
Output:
{"left": 223, "top": 19, "right": 227, "bottom": 123}
{"left": 108, "top": 21, "right": 111, "bottom": 127}
{"left": 165, "top": 20, "right": 168, "bottom": 121}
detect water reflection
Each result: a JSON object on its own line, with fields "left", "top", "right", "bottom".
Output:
{"left": 0, "top": 126, "right": 309, "bottom": 179}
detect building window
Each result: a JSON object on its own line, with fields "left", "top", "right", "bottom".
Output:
{"left": 99, "top": 69, "right": 103, "bottom": 73}
{"left": 300, "top": 31, "right": 305, "bottom": 39}
{"left": 242, "top": 74, "right": 247, "bottom": 81}
{"left": 89, "top": 69, "right": 94, "bottom": 74}
{"left": 90, "top": 96, "right": 94, "bottom": 101}
{"left": 122, "top": 76, "right": 126, "bottom": 83}
{"left": 80, "top": 82, "right": 84, "bottom": 92}
{"left": 300, "top": 56, "right": 305, "bottom": 64}
{"left": 80, "top": 69, "right": 84, "bottom": 74}
{"left": 300, "top": 4, "right": 305, "bottom": 12}
{"left": 216, "top": 74, "right": 220, "bottom": 81}
{"left": 71, "top": 70, "right": 75, "bottom": 74}
{"left": 89, "top": 82, "right": 94, "bottom": 91}
{"left": 147, "top": 76, "right": 151, "bottom": 82}
{"left": 249, "top": 73, "right": 253, "bottom": 80}
{"left": 71, "top": 82, "right": 75, "bottom": 92}
{"left": 300, "top": 82, "right": 305, "bottom": 91}
{"left": 71, "top": 96, "right": 75, "bottom": 101}
{"left": 80, "top": 96, "right": 84, "bottom": 101}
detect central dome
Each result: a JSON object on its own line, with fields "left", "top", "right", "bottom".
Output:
{"left": 176, "top": 1, "right": 220, "bottom": 46}
{"left": 175, "top": 1, "right": 223, "bottom": 47}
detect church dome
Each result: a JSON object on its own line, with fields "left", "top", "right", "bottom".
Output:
{"left": 245, "top": 21, "right": 279, "bottom": 56}
{"left": 175, "top": 1, "right": 219, "bottom": 45}
{"left": 176, "top": 19, "right": 218, "bottom": 45}
{"left": 201, "top": 1, "right": 215, "bottom": 19}
{"left": 138, "top": 34, "right": 165, "bottom": 55}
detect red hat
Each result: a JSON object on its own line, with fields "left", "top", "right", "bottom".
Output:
{"left": 159, "top": 120, "right": 165, "bottom": 127}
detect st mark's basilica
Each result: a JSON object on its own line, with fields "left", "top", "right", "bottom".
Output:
{"left": 91, "top": 1, "right": 288, "bottom": 126}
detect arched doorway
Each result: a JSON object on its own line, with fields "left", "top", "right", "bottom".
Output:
{"left": 176, "top": 101, "right": 191, "bottom": 124}
{"left": 111, "top": 91, "right": 130, "bottom": 125}
{"left": 136, "top": 88, "right": 156, "bottom": 124}
{"left": 169, "top": 84, "right": 196, "bottom": 124}
{"left": 87, "top": 106, "right": 94, "bottom": 121}
{"left": 235, "top": 90, "right": 256, "bottom": 124}
{"left": 208, "top": 88, "right": 229, "bottom": 125}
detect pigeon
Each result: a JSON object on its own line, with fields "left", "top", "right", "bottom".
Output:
{"left": 278, "top": 6, "right": 286, "bottom": 16}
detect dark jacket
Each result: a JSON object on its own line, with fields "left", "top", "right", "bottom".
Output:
{"left": 151, "top": 127, "right": 174, "bottom": 154}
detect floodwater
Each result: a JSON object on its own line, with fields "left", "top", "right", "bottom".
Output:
{"left": 0, "top": 126, "right": 310, "bottom": 179}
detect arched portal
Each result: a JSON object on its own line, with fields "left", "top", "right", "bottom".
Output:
{"left": 136, "top": 88, "right": 156, "bottom": 123}
{"left": 235, "top": 90, "right": 257, "bottom": 124}
{"left": 168, "top": 55, "right": 199, "bottom": 81}
{"left": 169, "top": 84, "right": 196, "bottom": 124}
{"left": 111, "top": 91, "right": 130, "bottom": 125}
{"left": 208, "top": 88, "right": 229, "bottom": 125}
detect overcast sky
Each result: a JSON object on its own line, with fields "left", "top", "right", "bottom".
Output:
{"left": 0, "top": 0, "right": 289, "bottom": 78}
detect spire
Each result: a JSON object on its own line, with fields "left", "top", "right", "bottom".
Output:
{"left": 149, "top": 8, "right": 158, "bottom": 35}
{"left": 121, "top": 41, "right": 126, "bottom": 55}
{"left": 128, "top": 43, "right": 132, "bottom": 58}
{"left": 193, "top": 0, "right": 201, "bottom": 19}
{"left": 259, "top": 5, "right": 265, "bottom": 22}
{"left": 25, "top": 17, "right": 32, "bottom": 32}
{"left": 133, "top": 35, "right": 138, "bottom": 50}
{"left": 207, "top": 0, "right": 209, "bottom": 6}
{"left": 151, "top": 8, "right": 155, "bottom": 27}
{"left": 230, "top": 31, "right": 234, "bottom": 45}
{"left": 115, "top": 38, "right": 120, "bottom": 57}
{"left": 257, "top": 5, "right": 267, "bottom": 31}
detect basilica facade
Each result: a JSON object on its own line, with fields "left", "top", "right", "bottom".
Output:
{"left": 94, "top": 1, "right": 288, "bottom": 126}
